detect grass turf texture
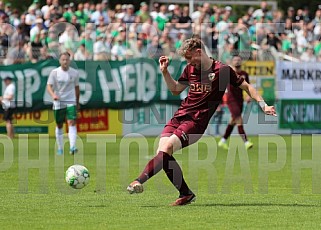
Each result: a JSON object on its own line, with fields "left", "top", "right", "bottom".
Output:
{"left": 0, "top": 135, "right": 321, "bottom": 229}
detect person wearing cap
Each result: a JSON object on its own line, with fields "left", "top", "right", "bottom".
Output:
{"left": 30, "top": 18, "right": 43, "bottom": 42}
{"left": 224, "top": 5, "right": 237, "bottom": 22}
{"left": 25, "top": 5, "right": 37, "bottom": 26}
{"left": 123, "top": 4, "right": 135, "bottom": 23}
{"left": 300, "top": 46, "right": 316, "bottom": 62}
{"left": 101, "top": 0, "right": 108, "bottom": 11}
{"left": 63, "top": 3, "right": 76, "bottom": 22}
{"left": 111, "top": 36, "right": 127, "bottom": 61}
{"left": 4, "top": 2, "right": 11, "bottom": 16}
{"left": 93, "top": 33, "right": 109, "bottom": 60}
{"left": 286, "top": 6, "right": 296, "bottom": 21}
{"left": 168, "top": 4, "right": 175, "bottom": 13}
{"left": 191, "top": 3, "right": 203, "bottom": 21}
{"left": 136, "top": 2, "right": 150, "bottom": 22}
{"left": 116, "top": 4, "right": 127, "bottom": 20}
{"left": 29, "top": 0, "right": 42, "bottom": 17}
{"left": 0, "top": 76, "right": 16, "bottom": 139}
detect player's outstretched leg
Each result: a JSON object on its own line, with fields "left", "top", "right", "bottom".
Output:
{"left": 127, "top": 151, "right": 166, "bottom": 194}
{"left": 127, "top": 151, "right": 195, "bottom": 205}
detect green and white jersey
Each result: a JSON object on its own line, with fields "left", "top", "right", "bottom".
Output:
{"left": 47, "top": 66, "right": 79, "bottom": 110}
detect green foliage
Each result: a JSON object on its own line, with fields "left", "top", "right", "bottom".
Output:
{"left": 278, "top": 0, "right": 320, "bottom": 13}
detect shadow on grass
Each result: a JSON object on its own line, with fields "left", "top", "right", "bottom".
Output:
{"left": 89, "top": 205, "right": 108, "bottom": 208}
{"left": 191, "top": 203, "right": 319, "bottom": 207}
{"left": 141, "top": 203, "right": 319, "bottom": 208}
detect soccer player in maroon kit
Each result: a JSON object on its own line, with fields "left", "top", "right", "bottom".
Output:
{"left": 127, "top": 38, "right": 276, "bottom": 206}
{"left": 218, "top": 55, "right": 253, "bottom": 150}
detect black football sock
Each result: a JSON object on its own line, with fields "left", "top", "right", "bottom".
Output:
{"left": 163, "top": 154, "right": 192, "bottom": 196}
{"left": 223, "top": 124, "right": 235, "bottom": 140}
{"left": 136, "top": 151, "right": 166, "bottom": 184}
{"left": 237, "top": 125, "right": 248, "bottom": 142}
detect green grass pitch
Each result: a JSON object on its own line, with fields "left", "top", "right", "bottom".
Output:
{"left": 0, "top": 135, "right": 321, "bottom": 229}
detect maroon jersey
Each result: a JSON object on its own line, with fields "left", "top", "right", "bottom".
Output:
{"left": 174, "top": 60, "right": 244, "bottom": 125}
{"left": 226, "top": 70, "right": 249, "bottom": 104}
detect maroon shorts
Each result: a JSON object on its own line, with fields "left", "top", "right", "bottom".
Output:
{"left": 227, "top": 101, "right": 243, "bottom": 119}
{"left": 161, "top": 115, "right": 207, "bottom": 148}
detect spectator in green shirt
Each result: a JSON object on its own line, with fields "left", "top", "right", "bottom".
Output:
{"left": 155, "top": 5, "right": 169, "bottom": 32}
{"left": 280, "top": 33, "right": 292, "bottom": 53}
{"left": 75, "top": 3, "right": 89, "bottom": 28}
{"left": 314, "top": 40, "right": 321, "bottom": 55}
{"left": 81, "top": 32, "right": 94, "bottom": 54}
{"left": 63, "top": 3, "right": 76, "bottom": 23}
{"left": 136, "top": 2, "right": 150, "bottom": 23}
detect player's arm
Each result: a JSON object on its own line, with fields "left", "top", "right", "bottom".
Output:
{"left": 3, "top": 85, "right": 15, "bottom": 101}
{"left": 159, "top": 56, "right": 188, "bottom": 95}
{"left": 47, "top": 71, "right": 59, "bottom": 100}
{"left": 239, "top": 81, "right": 277, "bottom": 116}
{"left": 47, "top": 70, "right": 59, "bottom": 100}
{"left": 47, "top": 84, "right": 59, "bottom": 100}
{"left": 75, "top": 85, "right": 80, "bottom": 109}
{"left": 244, "top": 73, "right": 251, "bottom": 103}
{"left": 2, "top": 93, "right": 13, "bottom": 101}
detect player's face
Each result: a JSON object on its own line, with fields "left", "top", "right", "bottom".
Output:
{"left": 231, "top": 56, "right": 242, "bottom": 68}
{"left": 59, "top": 54, "right": 70, "bottom": 70}
{"left": 184, "top": 49, "right": 202, "bottom": 69}
{"left": 4, "top": 79, "right": 11, "bottom": 86}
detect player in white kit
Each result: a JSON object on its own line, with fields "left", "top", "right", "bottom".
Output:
{"left": 0, "top": 76, "right": 16, "bottom": 138}
{"left": 47, "top": 52, "right": 80, "bottom": 155}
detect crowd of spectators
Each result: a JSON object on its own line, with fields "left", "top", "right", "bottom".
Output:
{"left": 1, "top": 0, "right": 321, "bottom": 65}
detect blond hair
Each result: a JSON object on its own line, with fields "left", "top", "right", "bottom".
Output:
{"left": 177, "top": 38, "right": 205, "bottom": 57}
{"left": 59, "top": 52, "right": 71, "bottom": 58}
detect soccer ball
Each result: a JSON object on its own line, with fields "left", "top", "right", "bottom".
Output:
{"left": 65, "top": 165, "right": 90, "bottom": 189}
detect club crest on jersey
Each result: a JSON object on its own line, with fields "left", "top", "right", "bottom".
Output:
{"left": 208, "top": 73, "right": 216, "bottom": 81}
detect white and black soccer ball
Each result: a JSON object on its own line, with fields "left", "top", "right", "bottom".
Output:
{"left": 65, "top": 165, "right": 90, "bottom": 189}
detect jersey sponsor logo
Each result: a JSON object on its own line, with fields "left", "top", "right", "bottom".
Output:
{"left": 208, "top": 72, "right": 216, "bottom": 81}
{"left": 190, "top": 83, "right": 212, "bottom": 92}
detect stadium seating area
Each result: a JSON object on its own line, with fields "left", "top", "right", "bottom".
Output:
{"left": 1, "top": 0, "right": 321, "bottom": 64}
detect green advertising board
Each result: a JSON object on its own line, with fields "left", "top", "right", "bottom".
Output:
{"left": 0, "top": 59, "right": 187, "bottom": 112}
{"left": 280, "top": 100, "right": 321, "bottom": 129}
